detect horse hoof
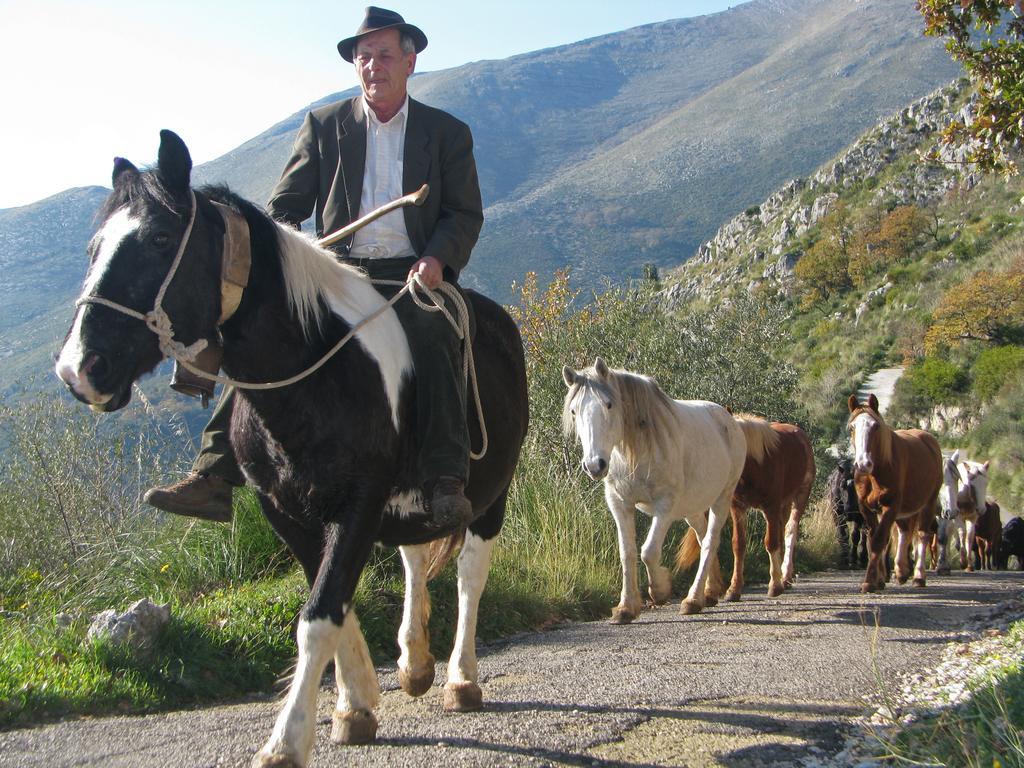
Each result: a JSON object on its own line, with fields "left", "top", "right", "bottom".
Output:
{"left": 767, "top": 584, "right": 784, "bottom": 598}
{"left": 937, "top": 567, "right": 950, "bottom": 576}
{"left": 398, "top": 658, "right": 436, "bottom": 697}
{"left": 250, "top": 752, "right": 303, "bottom": 768}
{"left": 724, "top": 590, "right": 741, "bottom": 602}
{"left": 913, "top": 578, "right": 926, "bottom": 588}
{"left": 783, "top": 579, "right": 794, "bottom": 590}
{"left": 610, "top": 607, "right": 637, "bottom": 624}
{"left": 443, "top": 681, "right": 483, "bottom": 712}
{"left": 703, "top": 595, "right": 719, "bottom": 608}
{"left": 860, "top": 582, "right": 876, "bottom": 594}
{"left": 680, "top": 599, "right": 703, "bottom": 615}
{"left": 331, "top": 708, "right": 378, "bottom": 745}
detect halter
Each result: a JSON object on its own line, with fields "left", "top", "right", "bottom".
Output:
{"left": 74, "top": 190, "right": 488, "bottom": 459}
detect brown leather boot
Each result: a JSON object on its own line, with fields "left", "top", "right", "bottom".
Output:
{"left": 144, "top": 473, "right": 234, "bottom": 522}
{"left": 428, "top": 476, "right": 473, "bottom": 529}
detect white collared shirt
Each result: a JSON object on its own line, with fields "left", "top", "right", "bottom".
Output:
{"left": 350, "top": 95, "right": 417, "bottom": 259}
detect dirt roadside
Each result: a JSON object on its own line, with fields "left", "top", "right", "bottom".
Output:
{"left": 1, "top": 570, "right": 1019, "bottom": 768}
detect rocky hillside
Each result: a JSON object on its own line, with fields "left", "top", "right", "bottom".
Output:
{"left": 666, "top": 79, "right": 974, "bottom": 306}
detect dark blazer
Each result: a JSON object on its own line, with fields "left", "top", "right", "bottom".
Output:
{"left": 267, "top": 96, "right": 483, "bottom": 278}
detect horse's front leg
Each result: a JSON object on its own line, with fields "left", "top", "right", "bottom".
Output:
{"left": 396, "top": 544, "right": 436, "bottom": 698}
{"left": 607, "top": 485, "right": 643, "bottom": 624}
{"left": 681, "top": 495, "right": 729, "bottom": 615}
{"left": 443, "top": 529, "right": 495, "bottom": 712}
{"left": 254, "top": 518, "right": 378, "bottom": 768}
{"left": 640, "top": 503, "right": 674, "bottom": 606}
{"left": 725, "top": 502, "right": 748, "bottom": 602}
{"left": 911, "top": 508, "right": 932, "bottom": 587}
{"left": 935, "top": 518, "right": 951, "bottom": 575}
{"left": 893, "top": 518, "right": 913, "bottom": 585}
{"left": 763, "top": 504, "right": 786, "bottom": 598}
{"left": 781, "top": 496, "right": 805, "bottom": 588}
{"left": 964, "top": 517, "right": 977, "bottom": 572}
{"left": 861, "top": 506, "right": 892, "bottom": 593}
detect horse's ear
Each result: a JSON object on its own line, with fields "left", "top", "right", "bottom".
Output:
{"left": 983, "top": 460, "right": 990, "bottom": 472}
{"left": 112, "top": 157, "right": 138, "bottom": 186}
{"left": 951, "top": 449, "right": 961, "bottom": 464}
{"left": 594, "top": 357, "right": 609, "bottom": 378}
{"left": 562, "top": 366, "right": 577, "bottom": 388}
{"left": 847, "top": 394, "right": 859, "bottom": 413}
{"left": 867, "top": 393, "right": 879, "bottom": 412}
{"left": 157, "top": 129, "right": 193, "bottom": 194}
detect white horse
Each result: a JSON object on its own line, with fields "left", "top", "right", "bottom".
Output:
{"left": 933, "top": 450, "right": 962, "bottom": 575}
{"left": 562, "top": 358, "right": 747, "bottom": 622}
{"left": 956, "top": 454, "right": 990, "bottom": 572}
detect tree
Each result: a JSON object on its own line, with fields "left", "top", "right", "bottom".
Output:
{"left": 794, "top": 205, "right": 853, "bottom": 308}
{"left": 849, "top": 205, "right": 930, "bottom": 285}
{"left": 924, "top": 261, "right": 1024, "bottom": 353}
{"left": 918, "top": 0, "right": 1024, "bottom": 174}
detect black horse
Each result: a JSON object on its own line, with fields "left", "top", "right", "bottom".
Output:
{"left": 55, "top": 131, "right": 528, "bottom": 768}
{"left": 998, "top": 516, "right": 1024, "bottom": 570}
{"left": 825, "top": 458, "right": 867, "bottom": 568}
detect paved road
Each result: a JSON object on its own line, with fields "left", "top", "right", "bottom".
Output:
{"left": 2, "top": 570, "right": 1020, "bottom": 768}
{"left": 856, "top": 368, "right": 904, "bottom": 416}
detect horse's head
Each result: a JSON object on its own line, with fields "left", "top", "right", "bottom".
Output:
{"left": 55, "top": 131, "right": 222, "bottom": 411}
{"left": 847, "top": 393, "right": 888, "bottom": 475}
{"left": 562, "top": 357, "right": 620, "bottom": 480}
{"left": 958, "top": 455, "right": 990, "bottom": 513}
{"left": 940, "top": 450, "right": 961, "bottom": 518}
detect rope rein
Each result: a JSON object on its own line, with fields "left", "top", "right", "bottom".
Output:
{"left": 75, "top": 191, "right": 488, "bottom": 460}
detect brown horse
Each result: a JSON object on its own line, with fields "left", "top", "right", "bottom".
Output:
{"left": 847, "top": 394, "right": 942, "bottom": 593}
{"left": 975, "top": 500, "right": 1003, "bottom": 570}
{"left": 677, "top": 417, "right": 816, "bottom": 599}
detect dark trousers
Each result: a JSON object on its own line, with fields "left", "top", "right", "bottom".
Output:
{"left": 194, "top": 256, "right": 470, "bottom": 487}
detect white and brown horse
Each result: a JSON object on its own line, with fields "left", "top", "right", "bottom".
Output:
{"left": 55, "top": 131, "right": 528, "bottom": 768}
{"left": 678, "top": 417, "right": 816, "bottom": 599}
{"left": 562, "top": 359, "right": 746, "bottom": 622}
{"left": 847, "top": 394, "right": 941, "bottom": 592}
{"left": 955, "top": 455, "right": 991, "bottom": 571}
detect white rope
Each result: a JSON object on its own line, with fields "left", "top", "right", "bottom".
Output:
{"left": 75, "top": 195, "right": 488, "bottom": 458}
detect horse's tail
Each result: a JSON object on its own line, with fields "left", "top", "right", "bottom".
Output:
{"left": 675, "top": 526, "right": 702, "bottom": 573}
{"left": 733, "top": 414, "right": 780, "bottom": 464}
{"left": 425, "top": 530, "right": 466, "bottom": 582}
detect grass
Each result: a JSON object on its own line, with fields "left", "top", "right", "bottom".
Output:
{"left": 871, "top": 619, "right": 1024, "bottom": 768}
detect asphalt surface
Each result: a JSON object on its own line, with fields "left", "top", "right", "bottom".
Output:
{"left": 2, "top": 570, "right": 1020, "bottom": 768}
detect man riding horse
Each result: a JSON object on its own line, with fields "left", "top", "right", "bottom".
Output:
{"left": 146, "top": 7, "right": 481, "bottom": 529}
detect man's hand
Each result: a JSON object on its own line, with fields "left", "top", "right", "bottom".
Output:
{"left": 408, "top": 255, "right": 444, "bottom": 290}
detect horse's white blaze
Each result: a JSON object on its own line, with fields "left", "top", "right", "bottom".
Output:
{"left": 333, "top": 610, "right": 379, "bottom": 713}
{"left": 259, "top": 617, "right": 341, "bottom": 766}
{"left": 573, "top": 393, "right": 615, "bottom": 478}
{"left": 850, "top": 412, "right": 875, "bottom": 473}
{"left": 448, "top": 531, "right": 494, "bottom": 684}
{"left": 397, "top": 544, "right": 431, "bottom": 680}
{"left": 276, "top": 225, "right": 411, "bottom": 431}
{"left": 55, "top": 208, "right": 140, "bottom": 401}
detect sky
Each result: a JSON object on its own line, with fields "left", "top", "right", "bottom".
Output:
{"left": 0, "top": 1, "right": 739, "bottom": 209}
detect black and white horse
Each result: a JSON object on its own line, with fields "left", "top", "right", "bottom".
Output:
{"left": 55, "top": 131, "right": 528, "bottom": 768}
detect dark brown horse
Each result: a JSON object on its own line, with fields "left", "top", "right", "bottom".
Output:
{"left": 847, "top": 394, "right": 941, "bottom": 592}
{"left": 975, "top": 500, "right": 1003, "bottom": 570}
{"left": 677, "top": 417, "right": 815, "bottom": 600}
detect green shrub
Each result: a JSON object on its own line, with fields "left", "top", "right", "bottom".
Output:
{"left": 973, "top": 345, "right": 1024, "bottom": 401}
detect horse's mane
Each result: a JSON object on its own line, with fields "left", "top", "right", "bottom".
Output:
{"left": 201, "top": 186, "right": 372, "bottom": 341}
{"left": 847, "top": 404, "right": 893, "bottom": 466}
{"left": 563, "top": 365, "right": 678, "bottom": 470}
{"left": 733, "top": 414, "right": 781, "bottom": 464}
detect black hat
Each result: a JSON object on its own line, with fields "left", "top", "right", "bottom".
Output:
{"left": 337, "top": 7, "right": 428, "bottom": 63}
